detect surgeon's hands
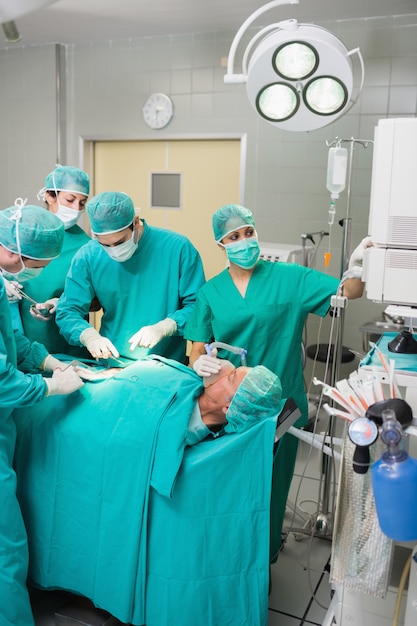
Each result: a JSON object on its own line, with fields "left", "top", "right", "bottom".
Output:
{"left": 129, "top": 318, "right": 177, "bottom": 351}
{"left": 29, "top": 297, "right": 58, "bottom": 321}
{"left": 44, "top": 366, "right": 84, "bottom": 396}
{"left": 192, "top": 348, "right": 222, "bottom": 377}
{"left": 41, "top": 355, "right": 68, "bottom": 372}
{"left": 348, "top": 236, "right": 373, "bottom": 270}
{"left": 3, "top": 277, "right": 23, "bottom": 302}
{"left": 80, "top": 327, "right": 120, "bottom": 360}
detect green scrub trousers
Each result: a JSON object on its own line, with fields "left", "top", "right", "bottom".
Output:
{"left": 0, "top": 279, "right": 48, "bottom": 625}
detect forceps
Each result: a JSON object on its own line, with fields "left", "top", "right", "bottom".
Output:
{"left": 13, "top": 286, "right": 54, "bottom": 317}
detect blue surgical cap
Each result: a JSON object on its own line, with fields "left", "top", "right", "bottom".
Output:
{"left": 225, "top": 365, "right": 282, "bottom": 434}
{"left": 0, "top": 204, "right": 64, "bottom": 260}
{"left": 87, "top": 192, "right": 135, "bottom": 235}
{"left": 212, "top": 204, "right": 256, "bottom": 242}
{"left": 45, "top": 165, "right": 90, "bottom": 197}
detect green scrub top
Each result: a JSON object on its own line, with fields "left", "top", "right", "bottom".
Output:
{"left": 19, "top": 225, "right": 90, "bottom": 357}
{"left": 56, "top": 220, "right": 205, "bottom": 364}
{"left": 185, "top": 260, "right": 340, "bottom": 422}
{"left": 0, "top": 278, "right": 48, "bottom": 626}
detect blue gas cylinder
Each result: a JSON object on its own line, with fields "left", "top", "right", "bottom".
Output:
{"left": 372, "top": 449, "right": 417, "bottom": 542}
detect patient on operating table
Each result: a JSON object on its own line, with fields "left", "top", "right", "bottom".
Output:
{"left": 73, "top": 355, "right": 282, "bottom": 442}
{"left": 13, "top": 355, "right": 284, "bottom": 626}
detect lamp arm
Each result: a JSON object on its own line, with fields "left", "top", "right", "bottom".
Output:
{"left": 241, "top": 19, "right": 299, "bottom": 78}
{"left": 224, "top": 0, "right": 300, "bottom": 83}
{"left": 336, "top": 48, "right": 365, "bottom": 118}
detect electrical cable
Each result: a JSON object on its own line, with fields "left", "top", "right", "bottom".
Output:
{"left": 392, "top": 552, "right": 412, "bottom": 626}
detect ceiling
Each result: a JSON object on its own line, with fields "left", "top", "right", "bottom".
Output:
{"left": 1, "top": 0, "right": 416, "bottom": 49}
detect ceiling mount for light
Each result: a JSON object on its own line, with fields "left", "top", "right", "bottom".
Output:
{"left": 224, "top": 0, "right": 365, "bottom": 132}
{"left": 2, "top": 20, "right": 21, "bottom": 43}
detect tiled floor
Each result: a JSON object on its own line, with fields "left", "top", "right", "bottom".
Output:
{"left": 29, "top": 410, "right": 411, "bottom": 626}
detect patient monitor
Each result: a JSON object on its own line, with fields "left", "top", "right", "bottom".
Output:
{"left": 364, "top": 117, "right": 417, "bottom": 315}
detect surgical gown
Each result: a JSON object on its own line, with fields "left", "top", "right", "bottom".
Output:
{"left": 184, "top": 260, "right": 340, "bottom": 560}
{"left": 0, "top": 278, "right": 48, "bottom": 626}
{"left": 19, "top": 225, "right": 90, "bottom": 357}
{"left": 56, "top": 220, "right": 205, "bottom": 363}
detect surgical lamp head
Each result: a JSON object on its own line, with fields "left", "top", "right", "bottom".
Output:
{"left": 44, "top": 165, "right": 90, "bottom": 197}
{"left": 87, "top": 191, "right": 135, "bottom": 235}
{"left": 0, "top": 201, "right": 64, "bottom": 260}
{"left": 212, "top": 204, "right": 256, "bottom": 242}
{"left": 225, "top": 365, "right": 282, "bottom": 434}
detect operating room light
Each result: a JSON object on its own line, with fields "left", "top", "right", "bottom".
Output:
{"left": 257, "top": 83, "right": 299, "bottom": 121}
{"left": 304, "top": 77, "right": 347, "bottom": 115}
{"left": 224, "top": 0, "right": 364, "bottom": 132}
{"left": 273, "top": 42, "right": 317, "bottom": 80}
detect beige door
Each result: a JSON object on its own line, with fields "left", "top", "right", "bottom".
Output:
{"left": 92, "top": 139, "right": 242, "bottom": 279}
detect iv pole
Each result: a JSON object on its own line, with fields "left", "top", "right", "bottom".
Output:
{"left": 317, "top": 136, "right": 373, "bottom": 536}
{"left": 285, "top": 137, "right": 373, "bottom": 540}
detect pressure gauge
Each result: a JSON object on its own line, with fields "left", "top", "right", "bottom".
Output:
{"left": 348, "top": 417, "right": 379, "bottom": 475}
{"left": 142, "top": 93, "right": 174, "bottom": 130}
{"left": 348, "top": 417, "right": 379, "bottom": 447}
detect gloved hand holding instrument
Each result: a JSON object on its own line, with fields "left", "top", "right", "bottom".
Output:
{"left": 10, "top": 284, "right": 55, "bottom": 320}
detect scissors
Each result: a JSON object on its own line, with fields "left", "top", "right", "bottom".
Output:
{"left": 13, "top": 286, "right": 54, "bottom": 317}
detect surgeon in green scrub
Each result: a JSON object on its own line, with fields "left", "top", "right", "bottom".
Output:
{"left": 185, "top": 203, "right": 368, "bottom": 562}
{"left": 0, "top": 202, "right": 84, "bottom": 626}
{"left": 18, "top": 165, "right": 91, "bottom": 356}
{"left": 56, "top": 191, "right": 205, "bottom": 364}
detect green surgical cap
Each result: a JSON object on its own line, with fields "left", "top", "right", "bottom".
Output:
{"left": 45, "top": 165, "right": 90, "bottom": 197}
{"left": 87, "top": 192, "right": 135, "bottom": 235}
{"left": 0, "top": 204, "right": 64, "bottom": 260}
{"left": 225, "top": 365, "right": 282, "bottom": 434}
{"left": 212, "top": 204, "right": 256, "bottom": 242}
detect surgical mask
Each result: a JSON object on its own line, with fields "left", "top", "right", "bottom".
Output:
{"left": 103, "top": 231, "right": 138, "bottom": 263}
{"left": 1, "top": 265, "right": 43, "bottom": 283}
{"left": 56, "top": 203, "right": 83, "bottom": 230}
{"left": 223, "top": 237, "right": 260, "bottom": 269}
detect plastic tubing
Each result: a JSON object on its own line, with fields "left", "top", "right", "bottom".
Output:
{"left": 288, "top": 426, "right": 342, "bottom": 461}
{"left": 206, "top": 341, "right": 248, "bottom": 365}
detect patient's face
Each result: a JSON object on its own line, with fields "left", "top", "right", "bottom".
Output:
{"left": 206, "top": 365, "right": 250, "bottom": 402}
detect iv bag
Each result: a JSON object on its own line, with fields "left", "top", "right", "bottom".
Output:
{"left": 327, "top": 147, "right": 348, "bottom": 199}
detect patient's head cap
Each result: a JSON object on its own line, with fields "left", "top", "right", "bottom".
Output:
{"left": 225, "top": 365, "right": 282, "bottom": 434}
{"left": 87, "top": 191, "right": 135, "bottom": 235}
{"left": 212, "top": 204, "right": 256, "bottom": 242}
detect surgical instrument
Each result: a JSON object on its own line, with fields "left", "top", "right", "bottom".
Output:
{"left": 13, "top": 285, "right": 54, "bottom": 317}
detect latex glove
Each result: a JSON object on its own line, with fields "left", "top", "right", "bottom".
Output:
{"left": 129, "top": 318, "right": 177, "bottom": 351}
{"left": 44, "top": 366, "right": 84, "bottom": 396}
{"left": 3, "top": 277, "right": 23, "bottom": 302}
{"left": 41, "top": 355, "right": 67, "bottom": 372}
{"left": 192, "top": 349, "right": 222, "bottom": 377}
{"left": 29, "top": 297, "right": 58, "bottom": 322}
{"left": 348, "top": 236, "right": 373, "bottom": 269}
{"left": 80, "top": 327, "right": 120, "bottom": 359}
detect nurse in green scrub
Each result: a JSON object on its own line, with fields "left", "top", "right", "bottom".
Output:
{"left": 19, "top": 165, "right": 91, "bottom": 356}
{"left": 185, "top": 203, "right": 366, "bottom": 562}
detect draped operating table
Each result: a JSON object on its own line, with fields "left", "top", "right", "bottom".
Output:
{"left": 13, "top": 356, "right": 299, "bottom": 626}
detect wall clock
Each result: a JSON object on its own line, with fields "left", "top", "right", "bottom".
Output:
{"left": 142, "top": 92, "right": 174, "bottom": 129}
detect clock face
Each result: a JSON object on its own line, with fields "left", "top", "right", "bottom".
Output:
{"left": 142, "top": 92, "right": 174, "bottom": 129}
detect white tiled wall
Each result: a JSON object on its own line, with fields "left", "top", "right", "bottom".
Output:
{"left": 1, "top": 14, "right": 416, "bottom": 355}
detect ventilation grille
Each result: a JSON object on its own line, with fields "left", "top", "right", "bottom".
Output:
{"left": 386, "top": 248, "right": 417, "bottom": 270}
{"left": 388, "top": 216, "right": 417, "bottom": 247}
